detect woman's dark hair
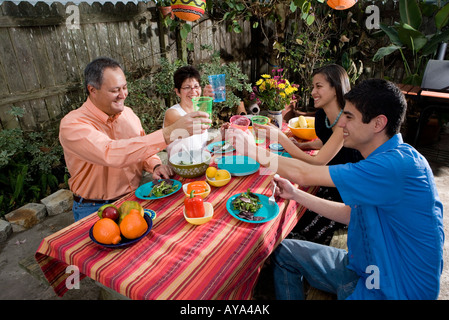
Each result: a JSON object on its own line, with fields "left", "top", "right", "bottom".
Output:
{"left": 312, "top": 64, "right": 351, "bottom": 109}
{"left": 84, "top": 57, "right": 122, "bottom": 95}
{"left": 173, "top": 66, "right": 201, "bottom": 90}
{"left": 344, "top": 79, "right": 407, "bottom": 137}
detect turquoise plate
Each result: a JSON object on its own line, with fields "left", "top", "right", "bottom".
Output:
{"left": 217, "top": 155, "right": 260, "bottom": 176}
{"left": 135, "top": 179, "right": 182, "bottom": 200}
{"left": 206, "top": 141, "right": 235, "bottom": 154}
{"left": 226, "top": 193, "right": 280, "bottom": 224}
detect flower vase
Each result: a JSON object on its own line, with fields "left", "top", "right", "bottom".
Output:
{"left": 267, "top": 110, "right": 283, "bottom": 129}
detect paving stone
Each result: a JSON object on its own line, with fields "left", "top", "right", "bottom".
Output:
{"left": 4, "top": 203, "right": 47, "bottom": 232}
{"left": 0, "top": 219, "right": 12, "bottom": 242}
{"left": 41, "top": 189, "right": 73, "bottom": 216}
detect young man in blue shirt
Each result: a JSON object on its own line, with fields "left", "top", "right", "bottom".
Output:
{"left": 230, "top": 79, "right": 444, "bottom": 299}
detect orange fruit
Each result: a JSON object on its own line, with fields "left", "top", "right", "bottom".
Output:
{"left": 92, "top": 218, "right": 121, "bottom": 245}
{"left": 119, "top": 209, "right": 148, "bottom": 239}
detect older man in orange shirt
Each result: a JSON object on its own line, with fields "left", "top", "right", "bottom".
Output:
{"left": 60, "top": 57, "right": 211, "bottom": 221}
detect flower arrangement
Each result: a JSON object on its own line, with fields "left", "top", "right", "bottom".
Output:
{"left": 250, "top": 68, "right": 299, "bottom": 111}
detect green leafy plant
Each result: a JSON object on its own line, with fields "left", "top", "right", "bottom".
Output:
{"left": 0, "top": 115, "right": 66, "bottom": 218}
{"left": 274, "top": 3, "right": 333, "bottom": 109}
{"left": 373, "top": 0, "right": 449, "bottom": 85}
{"left": 126, "top": 74, "right": 168, "bottom": 134}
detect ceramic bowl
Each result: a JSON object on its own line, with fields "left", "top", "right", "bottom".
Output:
{"left": 205, "top": 169, "right": 231, "bottom": 187}
{"left": 288, "top": 117, "right": 318, "bottom": 141}
{"left": 169, "top": 150, "right": 211, "bottom": 178}
{"left": 182, "top": 181, "right": 211, "bottom": 199}
{"left": 183, "top": 202, "right": 214, "bottom": 225}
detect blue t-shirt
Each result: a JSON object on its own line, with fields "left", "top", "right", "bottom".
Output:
{"left": 329, "top": 134, "right": 444, "bottom": 299}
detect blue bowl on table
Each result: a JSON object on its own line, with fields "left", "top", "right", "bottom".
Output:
{"left": 89, "top": 211, "right": 154, "bottom": 249}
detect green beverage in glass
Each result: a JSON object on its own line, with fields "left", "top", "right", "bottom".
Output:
{"left": 192, "top": 96, "right": 213, "bottom": 126}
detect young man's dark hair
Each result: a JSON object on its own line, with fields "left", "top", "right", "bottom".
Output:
{"left": 343, "top": 79, "right": 407, "bottom": 138}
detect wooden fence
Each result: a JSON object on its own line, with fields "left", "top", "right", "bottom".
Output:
{"left": 0, "top": 1, "right": 259, "bottom": 131}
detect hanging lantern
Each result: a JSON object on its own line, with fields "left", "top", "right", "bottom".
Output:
{"left": 327, "top": 0, "right": 358, "bottom": 10}
{"left": 171, "top": 0, "right": 206, "bottom": 22}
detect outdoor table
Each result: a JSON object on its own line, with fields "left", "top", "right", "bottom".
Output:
{"left": 35, "top": 123, "right": 319, "bottom": 300}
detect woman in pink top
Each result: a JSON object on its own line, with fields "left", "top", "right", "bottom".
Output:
{"left": 59, "top": 57, "right": 211, "bottom": 221}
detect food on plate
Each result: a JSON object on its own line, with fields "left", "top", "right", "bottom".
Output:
{"left": 232, "top": 189, "right": 265, "bottom": 221}
{"left": 212, "top": 142, "right": 233, "bottom": 153}
{"left": 119, "top": 209, "right": 148, "bottom": 239}
{"left": 118, "top": 201, "right": 144, "bottom": 224}
{"left": 148, "top": 179, "right": 178, "bottom": 197}
{"left": 186, "top": 181, "right": 209, "bottom": 195}
{"left": 92, "top": 218, "right": 122, "bottom": 245}
{"left": 184, "top": 191, "right": 205, "bottom": 218}
{"left": 97, "top": 204, "right": 119, "bottom": 220}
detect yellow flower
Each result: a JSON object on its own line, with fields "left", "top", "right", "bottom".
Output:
{"left": 280, "top": 92, "right": 286, "bottom": 98}
{"left": 261, "top": 74, "right": 270, "bottom": 79}
{"left": 256, "top": 79, "right": 263, "bottom": 86}
{"left": 278, "top": 83, "right": 286, "bottom": 90}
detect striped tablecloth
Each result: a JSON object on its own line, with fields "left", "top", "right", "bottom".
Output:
{"left": 35, "top": 124, "right": 319, "bottom": 300}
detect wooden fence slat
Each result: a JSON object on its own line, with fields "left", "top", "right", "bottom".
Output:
{"left": 0, "top": 28, "right": 25, "bottom": 93}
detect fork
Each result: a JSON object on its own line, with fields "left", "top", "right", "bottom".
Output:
{"left": 269, "top": 175, "right": 278, "bottom": 205}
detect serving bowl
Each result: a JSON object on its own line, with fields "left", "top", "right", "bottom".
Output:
{"left": 205, "top": 169, "right": 231, "bottom": 187}
{"left": 183, "top": 202, "right": 214, "bottom": 225}
{"left": 288, "top": 117, "right": 318, "bottom": 141}
{"left": 182, "top": 181, "right": 211, "bottom": 199}
{"left": 169, "top": 149, "right": 211, "bottom": 178}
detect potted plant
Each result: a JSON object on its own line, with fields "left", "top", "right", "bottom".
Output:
{"left": 156, "top": 0, "right": 174, "bottom": 18}
{"left": 250, "top": 68, "right": 299, "bottom": 128}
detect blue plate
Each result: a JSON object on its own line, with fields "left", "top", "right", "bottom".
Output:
{"left": 226, "top": 193, "right": 280, "bottom": 224}
{"left": 206, "top": 141, "right": 235, "bottom": 154}
{"left": 135, "top": 179, "right": 181, "bottom": 200}
{"left": 144, "top": 209, "right": 157, "bottom": 220}
{"left": 269, "top": 143, "right": 284, "bottom": 151}
{"left": 217, "top": 155, "right": 260, "bottom": 176}
{"left": 89, "top": 211, "right": 153, "bottom": 249}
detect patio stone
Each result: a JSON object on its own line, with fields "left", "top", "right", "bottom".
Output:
{"left": 41, "top": 189, "right": 73, "bottom": 216}
{"left": 4, "top": 203, "right": 47, "bottom": 232}
{"left": 0, "top": 219, "right": 12, "bottom": 242}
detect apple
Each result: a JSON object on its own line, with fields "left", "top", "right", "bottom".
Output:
{"left": 98, "top": 204, "right": 119, "bottom": 221}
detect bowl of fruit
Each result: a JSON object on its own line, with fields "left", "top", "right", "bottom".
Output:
{"left": 205, "top": 166, "right": 231, "bottom": 187}
{"left": 288, "top": 116, "right": 317, "bottom": 141}
{"left": 89, "top": 201, "right": 153, "bottom": 249}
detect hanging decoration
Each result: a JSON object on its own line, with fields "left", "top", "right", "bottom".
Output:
{"left": 171, "top": 0, "right": 206, "bottom": 22}
{"left": 327, "top": 0, "right": 358, "bottom": 10}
